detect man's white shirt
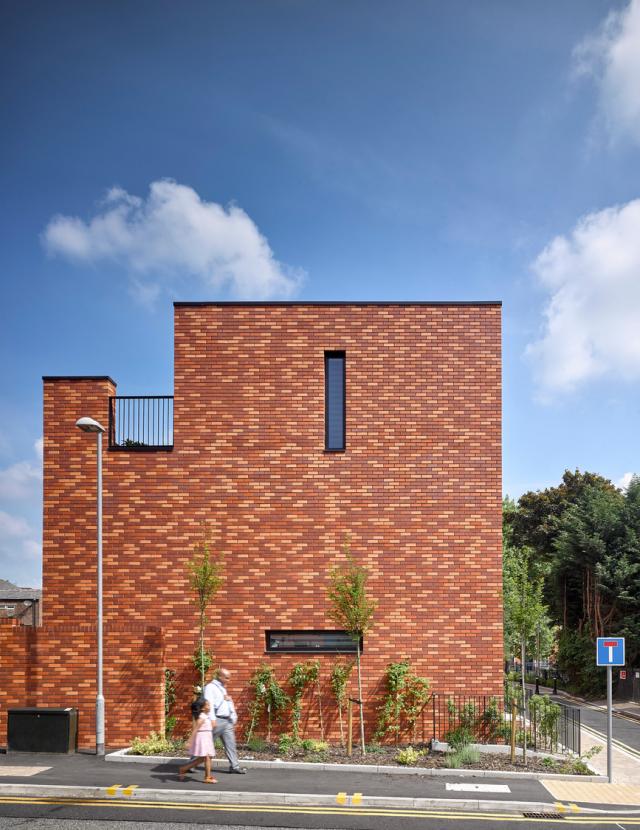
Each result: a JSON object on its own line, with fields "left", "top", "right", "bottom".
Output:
{"left": 204, "top": 679, "right": 237, "bottom": 723}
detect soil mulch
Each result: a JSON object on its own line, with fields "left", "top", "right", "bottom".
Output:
{"left": 128, "top": 740, "right": 574, "bottom": 774}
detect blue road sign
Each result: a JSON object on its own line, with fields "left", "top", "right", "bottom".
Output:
{"left": 596, "top": 637, "right": 625, "bottom": 666}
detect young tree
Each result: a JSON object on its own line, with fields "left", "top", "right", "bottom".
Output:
{"left": 330, "top": 660, "right": 354, "bottom": 746}
{"left": 503, "top": 541, "right": 546, "bottom": 761}
{"left": 327, "top": 537, "right": 376, "bottom": 755}
{"left": 187, "top": 532, "right": 224, "bottom": 689}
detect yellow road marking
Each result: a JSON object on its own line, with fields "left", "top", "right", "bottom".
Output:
{"left": 336, "top": 791, "right": 347, "bottom": 805}
{"left": 105, "top": 785, "right": 121, "bottom": 796}
{"left": 555, "top": 802, "right": 567, "bottom": 812}
{"left": 352, "top": 792, "right": 362, "bottom": 805}
{"left": 121, "top": 785, "right": 138, "bottom": 797}
{"left": 0, "top": 795, "right": 640, "bottom": 823}
{"left": 570, "top": 803, "right": 581, "bottom": 813}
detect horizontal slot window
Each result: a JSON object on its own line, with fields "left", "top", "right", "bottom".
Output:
{"left": 266, "top": 630, "right": 359, "bottom": 653}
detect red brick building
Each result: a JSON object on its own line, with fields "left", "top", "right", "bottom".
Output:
{"left": 21, "top": 301, "right": 502, "bottom": 748}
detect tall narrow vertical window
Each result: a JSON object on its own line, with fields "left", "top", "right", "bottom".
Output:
{"left": 325, "top": 351, "right": 345, "bottom": 451}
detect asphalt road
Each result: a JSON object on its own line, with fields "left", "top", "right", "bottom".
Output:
{"left": 549, "top": 692, "right": 640, "bottom": 758}
{"left": 0, "top": 802, "right": 639, "bottom": 830}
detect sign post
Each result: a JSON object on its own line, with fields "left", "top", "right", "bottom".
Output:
{"left": 596, "top": 637, "right": 625, "bottom": 783}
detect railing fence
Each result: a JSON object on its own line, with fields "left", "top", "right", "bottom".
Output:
{"left": 108, "top": 396, "right": 173, "bottom": 450}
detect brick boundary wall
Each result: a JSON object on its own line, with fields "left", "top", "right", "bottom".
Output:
{"left": 0, "top": 620, "right": 164, "bottom": 750}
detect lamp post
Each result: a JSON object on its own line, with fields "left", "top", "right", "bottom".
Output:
{"left": 76, "top": 416, "right": 106, "bottom": 756}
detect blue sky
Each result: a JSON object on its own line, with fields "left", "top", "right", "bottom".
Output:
{"left": 2, "top": 0, "right": 640, "bottom": 587}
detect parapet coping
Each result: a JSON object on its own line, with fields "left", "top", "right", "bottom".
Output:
{"left": 174, "top": 300, "right": 502, "bottom": 308}
{"left": 42, "top": 376, "right": 117, "bottom": 385}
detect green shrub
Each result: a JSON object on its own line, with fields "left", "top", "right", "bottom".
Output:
{"left": 558, "top": 745, "right": 601, "bottom": 776}
{"left": 365, "top": 741, "right": 385, "bottom": 754}
{"left": 246, "top": 736, "right": 269, "bottom": 752}
{"left": 444, "top": 726, "right": 474, "bottom": 750}
{"left": 455, "top": 745, "right": 480, "bottom": 765}
{"left": 301, "top": 739, "right": 328, "bottom": 752}
{"left": 164, "top": 715, "right": 177, "bottom": 737}
{"left": 304, "top": 750, "right": 329, "bottom": 762}
{"left": 278, "top": 733, "right": 299, "bottom": 754}
{"left": 130, "top": 732, "right": 176, "bottom": 756}
{"left": 395, "top": 746, "right": 426, "bottom": 766}
{"left": 541, "top": 756, "right": 558, "bottom": 770}
{"left": 480, "top": 696, "right": 503, "bottom": 743}
{"left": 448, "top": 753, "right": 462, "bottom": 769}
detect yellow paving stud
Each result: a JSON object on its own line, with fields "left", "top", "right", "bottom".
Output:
{"left": 121, "top": 785, "right": 139, "bottom": 797}
{"left": 106, "top": 785, "right": 121, "bottom": 796}
{"left": 555, "top": 802, "right": 567, "bottom": 813}
{"left": 352, "top": 792, "right": 363, "bottom": 806}
{"left": 336, "top": 792, "right": 347, "bottom": 805}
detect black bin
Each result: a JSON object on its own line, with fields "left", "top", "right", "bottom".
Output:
{"left": 7, "top": 708, "right": 78, "bottom": 753}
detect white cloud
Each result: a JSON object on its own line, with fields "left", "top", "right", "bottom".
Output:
{"left": 616, "top": 472, "right": 635, "bottom": 490}
{"left": 0, "top": 459, "right": 42, "bottom": 500}
{"left": 526, "top": 198, "right": 640, "bottom": 397}
{"left": 34, "top": 437, "right": 43, "bottom": 461}
{"left": 573, "top": 0, "right": 640, "bottom": 144}
{"left": 0, "top": 510, "right": 41, "bottom": 588}
{"left": 43, "top": 179, "right": 304, "bottom": 303}
{"left": 0, "top": 510, "right": 32, "bottom": 537}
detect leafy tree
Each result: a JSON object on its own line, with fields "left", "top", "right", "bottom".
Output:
{"left": 187, "top": 532, "right": 224, "bottom": 689}
{"left": 508, "top": 471, "right": 640, "bottom": 695}
{"left": 327, "top": 537, "right": 376, "bottom": 755}
{"left": 503, "top": 542, "right": 547, "bottom": 760}
{"left": 553, "top": 483, "right": 624, "bottom": 636}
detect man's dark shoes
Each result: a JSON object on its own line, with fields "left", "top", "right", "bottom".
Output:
{"left": 229, "top": 767, "right": 247, "bottom": 774}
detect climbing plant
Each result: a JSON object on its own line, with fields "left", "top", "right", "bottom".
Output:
{"left": 289, "top": 660, "right": 319, "bottom": 741}
{"left": 375, "top": 659, "right": 431, "bottom": 743}
{"left": 245, "top": 663, "right": 289, "bottom": 743}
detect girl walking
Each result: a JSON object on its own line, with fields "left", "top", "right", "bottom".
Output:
{"left": 179, "top": 698, "right": 217, "bottom": 783}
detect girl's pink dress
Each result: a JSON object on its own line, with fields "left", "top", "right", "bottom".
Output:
{"left": 188, "top": 712, "right": 215, "bottom": 757}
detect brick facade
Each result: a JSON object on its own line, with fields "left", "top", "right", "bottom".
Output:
{"left": 35, "top": 302, "right": 502, "bottom": 747}
{"left": 0, "top": 619, "right": 164, "bottom": 748}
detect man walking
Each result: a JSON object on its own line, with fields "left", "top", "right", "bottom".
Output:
{"left": 204, "top": 667, "right": 247, "bottom": 774}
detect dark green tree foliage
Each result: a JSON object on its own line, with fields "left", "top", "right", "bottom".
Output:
{"left": 508, "top": 470, "right": 640, "bottom": 695}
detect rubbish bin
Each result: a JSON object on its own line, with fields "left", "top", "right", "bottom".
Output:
{"left": 7, "top": 708, "right": 78, "bottom": 753}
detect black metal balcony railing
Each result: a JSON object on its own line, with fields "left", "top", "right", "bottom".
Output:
{"left": 108, "top": 396, "right": 173, "bottom": 450}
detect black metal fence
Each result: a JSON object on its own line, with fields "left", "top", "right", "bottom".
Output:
{"left": 505, "top": 685, "right": 581, "bottom": 755}
{"left": 427, "top": 691, "right": 581, "bottom": 756}
{"left": 108, "top": 396, "right": 173, "bottom": 450}
{"left": 430, "top": 694, "right": 505, "bottom": 745}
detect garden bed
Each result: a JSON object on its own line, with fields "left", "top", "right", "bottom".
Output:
{"left": 125, "top": 736, "right": 594, "bottom": 775}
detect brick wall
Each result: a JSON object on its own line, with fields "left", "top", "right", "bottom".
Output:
{"left": 37, "top": 303, "right": 502, "bottom": 744}
{"left": 0, "top": 619, "right": 164, "bottom": 749}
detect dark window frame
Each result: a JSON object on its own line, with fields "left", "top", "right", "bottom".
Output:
{"left": 265, "top": 629, "right": 361, "bottom": 654}
{"left": 324, "top": 351, "right": 346, "bottom": 452}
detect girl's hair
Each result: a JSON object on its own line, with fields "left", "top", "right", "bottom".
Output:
{"left": 190, "top": 697, "right": 205, "bottom": 719}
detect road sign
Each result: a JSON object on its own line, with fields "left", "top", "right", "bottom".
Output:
{"left": 596, "top": 636, "right": 626, "bottom": 784}
{"left": 620, "top": 670, "right": 627, "bottom": 680}
{"left": 596, "top": 637, "right": 625, "bottom": 666}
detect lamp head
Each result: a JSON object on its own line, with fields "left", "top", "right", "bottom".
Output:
{"left": 76, "top": 417, "right": 105, "bottom": 434}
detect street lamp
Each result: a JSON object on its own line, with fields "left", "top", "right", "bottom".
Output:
{"left": 76, "top": 416, "right": 106, "bottom": 756}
